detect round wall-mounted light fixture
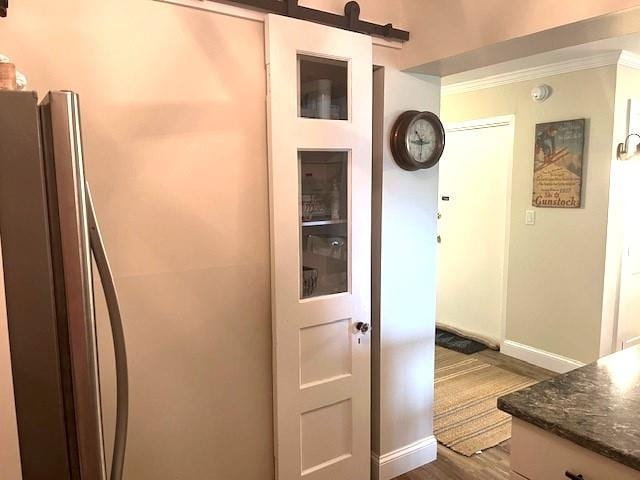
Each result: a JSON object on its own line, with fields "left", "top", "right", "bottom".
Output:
{"left": 531, "top": 84, "right": 552, "bottom": 102}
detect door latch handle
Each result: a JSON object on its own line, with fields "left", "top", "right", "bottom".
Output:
{"left": 355, "top": 322, "right": 371, "bottom": 334}
{"left": 565, "top": 472, "right": 584, "bottom": 480}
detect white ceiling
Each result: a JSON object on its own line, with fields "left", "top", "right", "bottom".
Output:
{"left": 443, "top": 32, "right": 640, "bottom": 86}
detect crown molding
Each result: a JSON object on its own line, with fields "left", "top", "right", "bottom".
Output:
{"left": 443, "top": 50, "right": 640, "bottom": 96}
{"left": 619, "top": 50, "right": 640, "bottom": 70}
{"left": 445, "top": 114, "right": 514, "bottom": 133}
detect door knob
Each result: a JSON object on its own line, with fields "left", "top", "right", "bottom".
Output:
{"left": 355, "top": 322, "right": 371, "bottom": 334}
{"left": 437, "top": 235, "right": 442, "bottom": 244}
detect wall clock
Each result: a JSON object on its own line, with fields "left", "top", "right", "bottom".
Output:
{"left": 390, "top": 110, "right": 445, "bottom": 171}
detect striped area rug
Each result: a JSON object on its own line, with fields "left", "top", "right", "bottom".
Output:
{"left": 434, "top": 347, "right": 537, "bottom": 456}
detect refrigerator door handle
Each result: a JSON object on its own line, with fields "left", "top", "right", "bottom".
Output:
{"left": 86, "top": 184, "right": 129, "bottom": 480}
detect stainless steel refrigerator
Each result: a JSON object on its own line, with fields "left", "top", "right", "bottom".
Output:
{"left": 0, "top": 90, "right": 128, "bottom": 480}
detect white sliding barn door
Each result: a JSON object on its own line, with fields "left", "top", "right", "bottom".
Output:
{"left": 265, "top": 14, "right": 372, "bottom": 480}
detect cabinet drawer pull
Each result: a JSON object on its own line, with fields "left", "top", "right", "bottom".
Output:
{"left": 565, "top": 472, "right": 584, "bottom": 480}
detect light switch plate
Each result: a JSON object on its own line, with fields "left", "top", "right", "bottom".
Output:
{"left": 525, "top": 210, "right": 535, "bottom": 225}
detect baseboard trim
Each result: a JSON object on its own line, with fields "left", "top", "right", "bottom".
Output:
{"left": 371, "top": 436, "right": 437, "bottom": 480}
{"left": 436, "top": 322, "right": 500, "bottom": 350}
{"left": 501, "top": 340, "right": 584, "bottom": 374}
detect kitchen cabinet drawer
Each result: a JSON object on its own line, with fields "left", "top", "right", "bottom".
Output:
{"left": 511, "top": 418, "right": 640, "bottom": 480}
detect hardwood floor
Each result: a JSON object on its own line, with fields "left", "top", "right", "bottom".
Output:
{"left": 472, "top": 349, "right": 554, "bottom": 383}
{"left": 395, "top": 442, "right": 512, "bottom": 480}
{"left": 394, "top": 348, "right": 554, "bottom": 480}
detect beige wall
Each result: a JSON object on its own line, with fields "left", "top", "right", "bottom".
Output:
{"left": 0, "top": 1, "right": 273, "bottom": 479}
{"left": 0, "top": 1, "right": 437, "bottom": 479}
{"left": 442, "top": 66, "right": 617, "bottom": 364}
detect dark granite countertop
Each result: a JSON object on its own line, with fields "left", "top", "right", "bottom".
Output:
{"left": 498, "top": 345, "right": 640, "bottom": 471}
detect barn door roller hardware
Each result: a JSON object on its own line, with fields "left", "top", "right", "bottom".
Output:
{"left": 229, "top": 0, "right": 409, "bottom": 41}
{"left": 1, "top": 0, "right": 7, "bottom": 18}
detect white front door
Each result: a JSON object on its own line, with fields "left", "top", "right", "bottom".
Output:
{"left": 265, "top": 14, "right": 372, "bottom": 480}
{"left": 436, "top": 117, "right": 514, "bottom": 344}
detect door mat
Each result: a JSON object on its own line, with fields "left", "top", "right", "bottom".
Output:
{"left": 435, "top": 328, "right": 487, "bottom": 354}
{"left": 434, "top": 347, "right": 537, "bottom": 456}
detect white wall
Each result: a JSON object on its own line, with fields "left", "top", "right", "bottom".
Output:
{"left": 602, "top": 66, "right": 640, "bottom": 355}
{"left": 371, "top": 48, "right": 440, "bottom": 480}
{"left": 615, "top": 158, "right": 640, "bottom": 348}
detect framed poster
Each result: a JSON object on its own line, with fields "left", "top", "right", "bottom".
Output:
{"left": 532, "top": 119, "right": 586, "bottom": 208}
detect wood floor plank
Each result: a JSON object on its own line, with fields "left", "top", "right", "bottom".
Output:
{"left": 393, "top": 348, "right": 555, "bottom": 480}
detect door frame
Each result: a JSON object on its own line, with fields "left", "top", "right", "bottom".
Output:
{"left": 441, "top": 115, "right": 515, "bottom": 346}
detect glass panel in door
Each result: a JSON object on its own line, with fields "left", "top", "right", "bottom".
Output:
{"left": 298, "top": 55, "right": 348, "bottom": 120}
{"left": 299, "top": 151, "right": 348, "bottom": 298}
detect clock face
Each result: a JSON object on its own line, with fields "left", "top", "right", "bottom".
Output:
{"left": 390, "top": 110, "right": 445, "bottom": 171}
{"left": 406, "top": 118, "right": 437, "bottom": 164}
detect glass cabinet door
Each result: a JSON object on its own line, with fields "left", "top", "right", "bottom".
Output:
{"left": 299, "top": 151, "right": 348, "bottom": 298}
{"left": 298, "top": 55, "right": 349, "bottom": 120}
